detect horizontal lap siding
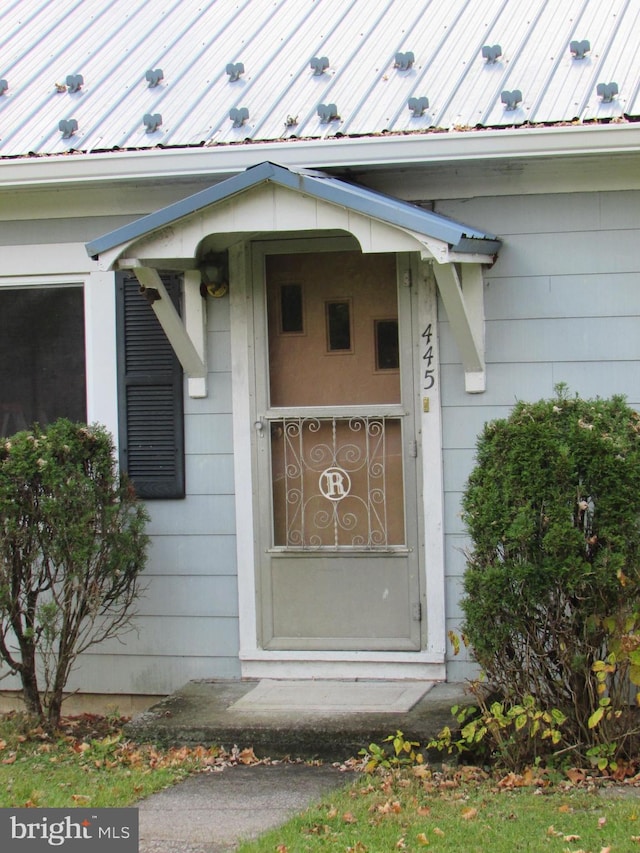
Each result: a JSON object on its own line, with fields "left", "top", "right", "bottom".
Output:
{"left": 438, "top": 189, "right": 640, "bottom": 678}
{"left": 65, "top": 296, "right": 240, "bottom": 695}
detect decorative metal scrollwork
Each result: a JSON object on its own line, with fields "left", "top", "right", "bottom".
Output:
{"left": 271, "top": 416, "right": 404, "bottom": 549}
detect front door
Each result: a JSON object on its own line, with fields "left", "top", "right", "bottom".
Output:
{"left": 254, "top": 248, "right": 422, "bottom": 651}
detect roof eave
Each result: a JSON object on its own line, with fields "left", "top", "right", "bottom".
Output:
{"left": 4, "top": 123, "right": 640, "bottom": 192}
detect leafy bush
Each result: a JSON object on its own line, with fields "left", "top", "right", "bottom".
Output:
{"left": 0, "top": 420, "right": 148, "bottom": 729}
{"left": 461, "top": 386, "right": 640, "bottom": 765}
{"left": 428, "top": 690, "right": 568, "bottom": 770}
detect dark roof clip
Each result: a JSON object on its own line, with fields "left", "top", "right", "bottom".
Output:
{"left": 408, "top": 96, "right": 429, "bottom": 116}
{"left": 226, "top": 62, "right": 244, "bottom": 82}
{"left": 59, "top": 118, "right": 78, "bottom": 138}
{"left": 229, "top": 106, "right": 249, "bottom": 127}
{"left": 317, "top": 103, "right": 339, "bottom": 122}
{"left": 482, "top": 44, "right": 502, "bottom": 63}
{"left": 394, "top": 51, "right": 415, "bottom": 70}
{"left": 145, "top": 68, "right": 164, "bottom": 87}
{"left": 310, "top": 56, "right": 329, "bottom": 75}
{"left": 570, "top": 40, "right": 591, "bottom": 59}
{"left": 143, "top": 112, "right": 162, "bottom": 132}
{"left": 66, "top": 74, "right": 83, "bottom": 93}
{"left": 0, "top": 80, "right": 7, "bottom": 95}
{"left": 597, "top": 82, "right": 618, "bottom": 102}
{"left": 501, "top": 89, "right": 522, "bottom": 110}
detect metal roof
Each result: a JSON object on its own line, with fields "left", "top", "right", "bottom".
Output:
{"left": 0, "top": 0, "right": 638, "bottom": 158}
{"left": 85, "top": 161, "right": 501, "bottom": 258}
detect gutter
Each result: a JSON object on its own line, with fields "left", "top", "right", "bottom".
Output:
{"left": 0, "top": 123, "right": 638, "bottom": 189}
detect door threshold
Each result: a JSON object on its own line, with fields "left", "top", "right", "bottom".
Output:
{"left": 240, "top": 655, "right": 446, "bottom": 682}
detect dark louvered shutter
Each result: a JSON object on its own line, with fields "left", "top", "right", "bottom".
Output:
{"left": 116, "top": 272, "right": 185, "bottom": 499}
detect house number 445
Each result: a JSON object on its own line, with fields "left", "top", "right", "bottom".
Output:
{"left": 422, "top": 324, "right": 435, "bottom": 390}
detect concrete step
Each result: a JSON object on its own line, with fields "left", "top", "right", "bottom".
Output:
{"left": 124, "top": 679, "right": 470, "bottom": 762}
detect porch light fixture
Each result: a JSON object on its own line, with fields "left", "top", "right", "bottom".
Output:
{"left": 229, "top": 106, "right": 249, "bottom": 127}
{"left": 317, "top": 103, "right": 339, "bottom": 122}
{"left": 143, "top": 112, "right": 162, "bottom": 132}
{"left": 226, "top": 62, "right": 244, "bottom": 82}
{"left": 501, "top": 89, "right": 522, "bottom": 110}
{"left": 65, "top": 74, "right": 83, "bottom": 93}
{"left": 58, "top": 118, "right": 78, "bottom": 138}
{"left": 482, "top": 44, "right": 502, "bottom": 63}
{"left": 140, "top": 285, "right": 161, "bottom": 304}
{"left": 310, "top": 56, "right": 329, "bottom": 75}
{"left": 145, "top": 68, "right": 164, "bottom": 87}
{"left": 199, "top": 251, "right": 229, "bottom": 298}
{"left": 570, "top": 39, "right": 590, "bottom": 59}
{"left": 597, "top": 82, "right": 618, "bottom": 102}
{"left": 408, "top": 96, "right": 429, "bottom": 116}
{"left": 394, "top": 51, "right": 414, "bottom": 70}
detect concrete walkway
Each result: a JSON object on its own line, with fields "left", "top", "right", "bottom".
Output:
{"left": 137, "top": 763, "right": 352, "bottom": 852}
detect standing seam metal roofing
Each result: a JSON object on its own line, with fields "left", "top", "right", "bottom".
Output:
{"left": 84, "top": 161, "right": 501, "bottom": 259}
{"left": 0, "top": 0, "right": 638, "bottom": 158}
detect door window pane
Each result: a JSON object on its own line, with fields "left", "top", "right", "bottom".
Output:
{"left": 326, "top": 301, "right": 351, "bottom": 351}
{"left": 375, "top": 319, "right": 399, "bottom": 370}
{"left": 0, "top": 287, "right": 86, "bottom": 436}
{"left": 280, "top": 284, "right": 304, "bottom": 333}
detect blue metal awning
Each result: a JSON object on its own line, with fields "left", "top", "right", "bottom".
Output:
{"left": 86, "top": 161, "right": 500, "bottom": 260}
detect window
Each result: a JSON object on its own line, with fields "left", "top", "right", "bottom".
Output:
{"left": 326, "top": 300, "right": 352, "bottom": 352}
{"left": 116, "top": 273, "right": 185, "bottom": 499}
{"left": 374, "top": 319, "right": 399, "bottom": 370}
{"left": 0, "top": 287, "right": 86, "bottom": 436}
{"left": 279, "top": 283, "right": 304, "bottom": 333}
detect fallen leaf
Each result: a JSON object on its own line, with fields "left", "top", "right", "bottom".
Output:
{"left": 396, "top": 839, "right": 406, "bottom": 849}
{"left": 461, "top": 807, "right": 478, "bottom": 820}
{"left": 558, "top": 804, "right": 573, "bottom": 813}
{"left": 417, "top": 805, "right": 431, "bottom": 816}
{"left": 2, "top": 753, "right": 16, "bottom": 765}
{"left": 416, "top": 832, "right": 430, "bottom": 846}
{"left": 327, "top": 806, "right": 338, "bottom": 819}
{"left": 343, "top": 812, "right": 357, "bottom": 824}
{"left": 547, "top": 826, "right": 563, "bottom": 837}
{"left": 377, "top": 800, "right": 402, "bottom": 814}
{"left": 598, "top": 817, "right": 607, "bottom": 828}
{"left": 238, "top": 747, "right": 257, "bottom": 765}
{"left": 72, "top": 794, "right": 91, "bottom": 804}
{"left": 0, "top": 739, "right": 6, "bottom": 751}
{"left": 433, "top": 827, "right": 445, "bottom": 837}
{"left": 276, "top": 846, "right": 288, "bottom": 853}
{"left": 563, "top": 835, "right": 581, "bottom": 842}
{"left": 566, "top": 768, "right": 587, "bottom": 784}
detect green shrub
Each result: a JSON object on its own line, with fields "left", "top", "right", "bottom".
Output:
{"left": 461, "top": 386, "right": 640, "bottom": 764}
{"left": 0, "top": 419, "right": 148, "bottom": 729}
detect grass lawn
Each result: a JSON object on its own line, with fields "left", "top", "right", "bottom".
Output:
{"left": 236, "top": 765, "right": 640, "bottom": 853}
{"left": 0, "top": 710, "right": 245, "bottom": 809}
{"left": 2, "top": 711, "right": 640, "bottom": 852}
